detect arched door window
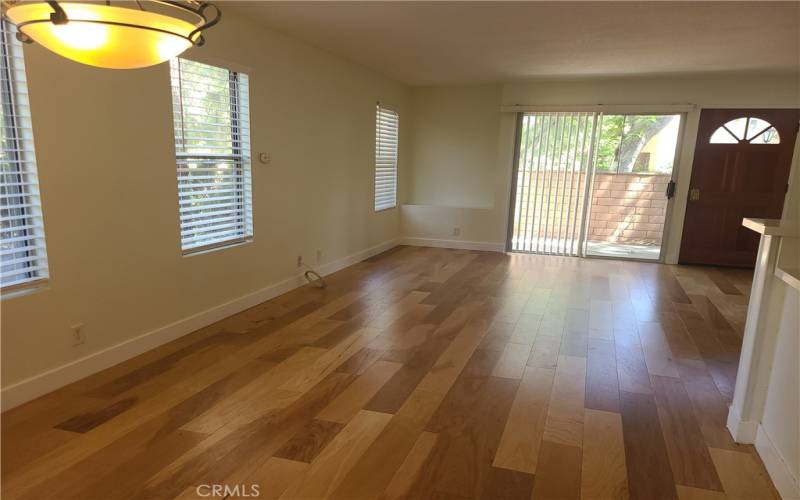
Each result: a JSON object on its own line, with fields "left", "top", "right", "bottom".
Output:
{"left": 709, "top": 117, "right": 780, "bottom": 144}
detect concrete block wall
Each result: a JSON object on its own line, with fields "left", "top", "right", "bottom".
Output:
{"left": 512, "top": 171, "right": 669, "bottom": 245}
{"left": 588, "top": 173, "right": 670, "bottom": 245}
{"left": 512, "top": 170, "right": 587, "bottom": 239}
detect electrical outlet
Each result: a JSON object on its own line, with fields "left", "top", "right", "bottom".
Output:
{"left": 258, "top": 152, "right": 271, "bottom": 165}
{"left": 71, "top": 323, "right": 86, "bottom": 346}
{"left": 316, "top": 249, "right": 322, "bottom": 264}
{"left": 297, "top": 255, "right": 303, "bottom": 268}
{"left": 453, "top": 227, "right": 461, "bottom": 237}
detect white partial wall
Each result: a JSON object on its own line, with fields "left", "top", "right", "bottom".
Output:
{"left": 403, "top": 72, "right": 799, "bottom": 262}
{"left": 758, "top": 284, "right": 799, "bottom": 499}
{"left": 0, "top": 8, "right": 410, "bottom": 406}
{"left": 730, "top": 126, "right": 799, "bottom": 499}
{"left": 402, "top": 85, "right": 514, "bottom": 250}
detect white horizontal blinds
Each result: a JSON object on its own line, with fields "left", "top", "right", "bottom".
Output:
{"left": 0, "top": 20, "right": 48, "bottom": 288}
{"left": 170, "top": 58, "right": 253, "bottom": 253}
{"left": 375, "top": 104, "right": 398, "bottom": 211}
{"left": 511, "top": 112, "right": 596, "bottom": 256}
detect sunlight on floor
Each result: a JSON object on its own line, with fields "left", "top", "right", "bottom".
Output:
{"left": 586, "top": 240, "right": 661, "bottom": 260}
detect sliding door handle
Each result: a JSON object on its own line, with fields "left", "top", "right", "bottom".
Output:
{"left": 665, "top": 180, "right": 676, "bottom": 199}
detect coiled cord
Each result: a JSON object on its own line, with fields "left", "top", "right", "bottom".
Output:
{"left": 303, "top": 268, "right": 327, "bottom": 289}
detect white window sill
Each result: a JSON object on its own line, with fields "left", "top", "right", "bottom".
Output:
{"left": 1, "top": 279, "right": 49, "bottom": 300}
{"left": 182, "top": 238, "right": 253, "bottom": 257}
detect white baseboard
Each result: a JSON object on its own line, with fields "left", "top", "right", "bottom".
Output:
{"left": 0, "top": 239, "right": 399, "bottom": 411}
{"left": 727, "top": 404, "right": 758, "bottom": 443}
{"left": 401, "top": 237, "right": 505, "bottom": 253}
{"left": 313, "top": 238, "right": 399, "bottom": 277}
{"left": 727, "top": 405, "right": 799, "bottom": 499}
{"left": 756, "top": 424, "right": 800, "bottom": 499}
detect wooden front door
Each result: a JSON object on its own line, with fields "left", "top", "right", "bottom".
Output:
{"left": 679, "top": 109, "right": 798, "bottom": 267}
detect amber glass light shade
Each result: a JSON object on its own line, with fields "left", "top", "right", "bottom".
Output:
{"left": 6, "top": 3, "right": 198, "bottom": 69}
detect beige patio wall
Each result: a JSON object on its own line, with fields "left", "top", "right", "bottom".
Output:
{"left": 512, "top": 171, "right": 670, "bottom": 245}
{"left": 589, "top": 173, "right": 670, "bottom": 245}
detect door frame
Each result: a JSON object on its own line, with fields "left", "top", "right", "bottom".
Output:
{"left": 505, "top": 106, "right": 690, "bottom": 264}
{"left": 504, "top": 112, "right": 525, "bottom": 253}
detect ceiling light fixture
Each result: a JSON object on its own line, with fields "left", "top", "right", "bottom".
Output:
{"left": 2, "top": 1, "right": 221, "bottom": 69}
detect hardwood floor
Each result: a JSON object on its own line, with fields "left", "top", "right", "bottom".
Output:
{"left": 1, "top": 246, "right": 779, "bottom": 500}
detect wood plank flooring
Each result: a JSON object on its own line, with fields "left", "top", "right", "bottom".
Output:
{"left": 1, "top": 246, "right": 779, "bottom": 499}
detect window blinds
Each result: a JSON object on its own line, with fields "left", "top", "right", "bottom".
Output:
{"left": 374, "top": 104, "right": 398, "bottom": 211}
{"left": 510, "top": 112, "right": 597, "bottom": 256}
{"left": 0, "top": 20, "right": 49, "bottom": 288}
{"left": 170, "top": 58, "right": 252, "bottom": 253}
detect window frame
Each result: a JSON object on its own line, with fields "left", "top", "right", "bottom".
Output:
{"left": 170, "top": 57, "right": 253, "bottom": 255}
{"left": 0, "top": 19, "right": 49, "bottom": 292}
{"left": 374, "top": 102, "right": 399, "bottom": 212}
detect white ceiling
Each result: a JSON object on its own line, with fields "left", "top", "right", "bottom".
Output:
{"left": 228, "top": 1, "right": 800, "bottom": 86}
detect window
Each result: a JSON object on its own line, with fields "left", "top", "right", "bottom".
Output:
{"left": 710, "top": 117, "right": 780, "bottom": 144}
{"left": 170, "top": 58, "right": 252, "bottom": 254}
{"left": 374, "top": 103, "right": 398, "bottom": 211}
{"left": 1, "top": 20, "right": 48, "bottom": 289}
{"left": 594, "top": 114, "right": 681, "bottom": 174}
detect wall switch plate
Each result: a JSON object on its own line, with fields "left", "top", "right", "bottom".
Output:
{"left": 453, "top": 227, "right": 461, "bottom": 236}
{"left": 71, "top": 324, "right": 85, "bottom": 346}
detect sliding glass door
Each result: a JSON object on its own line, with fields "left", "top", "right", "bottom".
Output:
{"left": 584, "top": 114, "right": 681, "bottom": 260}
{"left": 508, "top": 112, "right": 682, "bottom": 261}
{"left": 509, "top": 112, "right": 597, "bottom": 256}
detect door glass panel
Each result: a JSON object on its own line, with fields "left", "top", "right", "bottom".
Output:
{"left": 585, "top": 114, "right": 682, "bottom": 261}
{"left": 710, "top": 127, "right": 738, "bottom": 144}
{"left": 750, "top": 126, "right": 780, "bottom": 144}
{"left": 724, "top": 117, "right": 748, "bottom": 140}
{"left": 710, "top": 117, "right": 782, "bottom": 144}
{"left": 745, "top": 117, "right": 771, "bottom": 140}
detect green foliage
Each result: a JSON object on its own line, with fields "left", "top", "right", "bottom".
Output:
{"left": 594, "top": 116, "right": 624, "bottom": 172}
{"left": 518, "top": 114, "right": 594, "bottom": 171}
{"left": 518, "top": 113, "right": 675, "bottom": 174}
{"left": 595, "top": 115, "right": 673, "bottom": 173}
{"left": 172, "top": 59, "right": 236, "bottom": 156}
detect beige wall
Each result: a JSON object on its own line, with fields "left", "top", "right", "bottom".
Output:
{"left": 407, "top": 85, "right": 501, "bottom": 207}
{"left": 402, "top": 100, "right": 515, "bottom": 246}
{"left": 404, "top": 72, "right": 800, "bottom": 261}
{"left": 0, "top": 9, "right": 410, "bottom": 388}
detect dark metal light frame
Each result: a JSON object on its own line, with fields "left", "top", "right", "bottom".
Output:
{"left": 10, "top": 0, "right": 221, "bottom": 47}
